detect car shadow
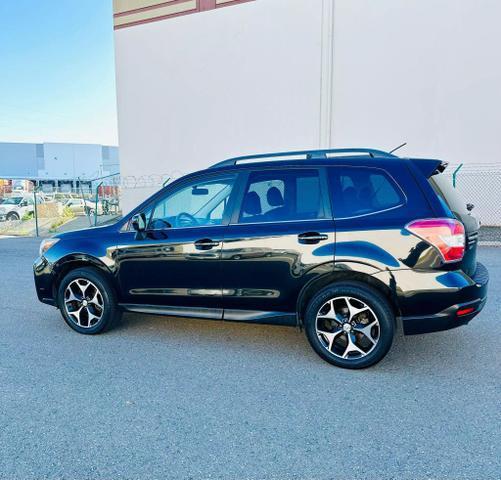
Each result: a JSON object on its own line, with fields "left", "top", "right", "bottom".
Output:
{"left": 117, "top": 311, "right": 309, "bottom": 353}
{"left": 113, "top": 311, "right": 477, "bottom": 373}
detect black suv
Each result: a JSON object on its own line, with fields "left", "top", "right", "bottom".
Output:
{"left": 34, "top": 148, "right": 488, "bottom": 368}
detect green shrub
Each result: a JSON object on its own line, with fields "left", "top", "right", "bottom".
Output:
{"left": 49, "top": 218, "right": 65, "bottom": 232}
{"left": 62, "top": 206, "right": 75, "bottom": 218}
{"left": 21, "top": 211, "right": 34, "bottom": 221}
{"left": 48, "top": 206, "right": 76, "bottom": 232}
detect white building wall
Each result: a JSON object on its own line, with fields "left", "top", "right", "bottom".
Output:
{"left": 331, "top": 0, "right": 501, "bottom": 225}
{"left": 331, "top": 0, "right": 501, "bottom": 164}
{"left": 41, "top": 143, "right": 105, "bottom": 180}
{"left": 0, "top": 143, "right": 38, "bottom": 177}
{"left": 115, "top": 0, "right": 501, "bottom": 216}
{"left": 114, "top": 0, "right": 326, "bottom": 212}
{"left": 0, "top": 142, "right": 119, "bottom": 180}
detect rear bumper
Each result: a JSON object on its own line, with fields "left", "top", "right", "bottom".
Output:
{"left": 400, "top": 262, "right": 489, "bottom": 335}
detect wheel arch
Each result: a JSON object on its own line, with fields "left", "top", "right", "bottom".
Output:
{"left": 52, "top": 255, "right": 117, "bottom": 301}
{"left": 296, "top": 268, "right": 401, "bottom": 327}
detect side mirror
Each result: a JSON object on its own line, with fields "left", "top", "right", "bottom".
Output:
{"left": 131, "top": 212, "right": 147, "bottom": 232}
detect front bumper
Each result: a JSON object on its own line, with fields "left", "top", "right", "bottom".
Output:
{"left": 33, "top": 255, "right": 57, "bottom": 306}
{"left": 399, "top": 262, "right": 489, "bottom": 335}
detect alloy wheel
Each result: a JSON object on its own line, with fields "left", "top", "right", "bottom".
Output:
{"left": 64, "top": 278, "right": 104, "bottom": 328}
{"left": 315, "top": 296, "right": 380, "bottom": 359}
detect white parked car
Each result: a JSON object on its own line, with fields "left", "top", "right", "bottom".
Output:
{"left": 0, "top": 195, "right": 43, "bottom": 221}
{"left": 63, "top": 198, "right": 103, "bottom": 216}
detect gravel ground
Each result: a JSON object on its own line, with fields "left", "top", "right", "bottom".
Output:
{"left": 0, "top": 238, "right": 499, "bottom": 480}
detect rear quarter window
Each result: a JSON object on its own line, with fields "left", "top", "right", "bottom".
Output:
{"left": 429, "top": 174, "right": 469, "bottom": 216}
{"left": 329, "top": 166, "right": 405, "bottom": 218}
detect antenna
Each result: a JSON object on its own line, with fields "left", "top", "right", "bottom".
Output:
{"left": 389, "top": 142, "right": 407, "bottom": 154}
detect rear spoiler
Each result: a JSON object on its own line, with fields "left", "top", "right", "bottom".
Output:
{"left": 410, "top": 159, "right": 448, "bottom": 178}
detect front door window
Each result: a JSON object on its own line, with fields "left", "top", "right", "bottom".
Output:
{"left": 149, "top": 174, "right": 236, "bottom": 229}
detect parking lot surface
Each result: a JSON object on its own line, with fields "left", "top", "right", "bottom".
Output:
{"left": 0, "top": 237, "right": 499, "bottom": 479}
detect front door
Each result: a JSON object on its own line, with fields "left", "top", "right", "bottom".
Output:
{"left": 116, "top": 172, "right": 237, "bottom": 315}
{"left": 221, "top": 168, "right": 335, "bottom": 319}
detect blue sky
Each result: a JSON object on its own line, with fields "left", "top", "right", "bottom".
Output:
{"left": 0, "top": 0, "right": 118, "bottom": 146}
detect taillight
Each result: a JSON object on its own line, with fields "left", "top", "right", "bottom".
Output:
{"left": 406, "top": 218, "right": 465, "bottom": 263}
{"left": 457, "top": 307, "right": 475, "bottom": 317}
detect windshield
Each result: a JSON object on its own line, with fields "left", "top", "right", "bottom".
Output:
{"left": 1, "top": 197, "right": 23, "bottom": 205}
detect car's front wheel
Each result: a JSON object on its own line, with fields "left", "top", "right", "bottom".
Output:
{"left": 6, "top": 212, "right": 20, "bottom": 221}
{"left": 304, "top": 282, "right": 395, "bottom": 369}
{"left": 57, "top": 267, "right": 121, "bottom": 334}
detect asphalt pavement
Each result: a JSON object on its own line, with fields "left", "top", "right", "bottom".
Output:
{"left": 0, "top": 237, "right": 499, "bottom": 479}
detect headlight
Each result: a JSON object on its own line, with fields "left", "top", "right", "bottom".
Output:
{"left": 39, "top": 238, "right": 60, "bottom": 256}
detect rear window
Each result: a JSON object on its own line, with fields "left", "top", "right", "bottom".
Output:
{"left": 329, "top": 167, "right": 405, "bottom": 218}
{"left": 429, "top": 174, "right": 468, "bottom": 215}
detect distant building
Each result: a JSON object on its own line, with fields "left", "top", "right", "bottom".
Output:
{"left": 0, "top": 142, "right": 119, "bottom": 193}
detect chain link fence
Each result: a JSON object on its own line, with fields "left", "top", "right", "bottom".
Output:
{"left": 1, "top": 164, "right": 500, "bottom": 240}
{"left": 0, "top": 174, "right": 123, "bottom": 237}
{"left": 442, "top": 164, "right": 501, "bottom": 243}
{"left": 442, "top": 163, "right": 501, "bottom": 227}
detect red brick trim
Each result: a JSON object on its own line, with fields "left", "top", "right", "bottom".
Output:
{"left": 114, "top": 0, "right": 255, "bottom": 30}
{"left": 114, "top": 0, "right": 191, "bottom": 17}
{"left": 199, "top": 0, "right": 216, "bottom": 11}
{"left": 215, "top": 0, "right": 254, "bottom": 9}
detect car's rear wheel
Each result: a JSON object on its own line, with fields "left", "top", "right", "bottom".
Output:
{"left": 304, "top": 282, "right": 394, "bottom": 369}
{"left": 57, "top": 267, "right": 121, "bottom": 334}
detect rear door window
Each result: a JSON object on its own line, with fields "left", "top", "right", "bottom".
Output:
{"left": 237, "top": 169, "right": 326, "bottom": 224}
{"left": 329, "top": 166, "right": 405, "bottom": 218}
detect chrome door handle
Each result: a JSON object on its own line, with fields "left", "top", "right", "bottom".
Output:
{"left": 298, "top": 232, "right": 328, "bottom": 244}
{"left": 194, "top": 238, "right": 220, "bottom": 250}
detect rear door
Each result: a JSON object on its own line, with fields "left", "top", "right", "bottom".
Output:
{"left": 220, "top": 167, "right": 335, "bottom": 319}
{"left": 327, "top": 164, "right": 425, "bottom": 272}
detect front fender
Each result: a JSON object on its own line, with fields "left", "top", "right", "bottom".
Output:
{"left": 51, "top": 253, "right": 115, "bottom": 278}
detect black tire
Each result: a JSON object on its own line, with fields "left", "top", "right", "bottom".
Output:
{"left": 6, "top": 212, "right": 20, "bottom": 221}
{"left": 304, "top": 282, "right": 395, "bottom": 369}
{"left": 57, "top": 267, "right": 121, "bottom": 334}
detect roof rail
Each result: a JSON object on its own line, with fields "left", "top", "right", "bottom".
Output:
{"left": 210, "top": 148, "right": 396, "bottom": 169}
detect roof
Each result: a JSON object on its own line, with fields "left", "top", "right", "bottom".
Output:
{"left": 210, "top": 148, "right": 397, "bottom": 170}
{"left": 163, "top": 148, "right": 444, "bottom": 191}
